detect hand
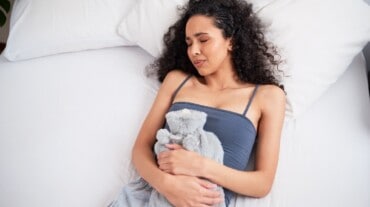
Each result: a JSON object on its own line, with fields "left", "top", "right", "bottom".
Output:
{"left": 161, "top": 174, "right": 223, "bottom": 207}
{"left": 157, "top": 144, "right": 203, "bottom": 176}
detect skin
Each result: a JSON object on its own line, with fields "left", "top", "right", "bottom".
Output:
{"left": 131, "top": 15, "right": 286, "bottom": 207}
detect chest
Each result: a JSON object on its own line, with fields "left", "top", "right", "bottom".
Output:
{"left": 168, "top": 102, "right": 257, "bottom": 171}
{"left": 173, "top": 87, "right": 252, "bottom": 114}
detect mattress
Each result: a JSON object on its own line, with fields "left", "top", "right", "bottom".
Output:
{"left": 0, "top": 46, "right": 369, "bottom": 207}
{"left": 0, "top": 46, "right": 157, "bottom": 206}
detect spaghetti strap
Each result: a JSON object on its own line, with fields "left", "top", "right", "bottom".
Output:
{"left": 171, "top": 74, "right": 192, "bottom": 103}
{"left": 242, "top": 85, "right": 259, "bottom": 116}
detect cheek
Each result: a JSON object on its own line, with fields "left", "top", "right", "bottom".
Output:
{"left": 208, "top": 41, "right": 228, "bottom": 55}
{"left": 209, "top": 45, "right": 229, "bottom": 61}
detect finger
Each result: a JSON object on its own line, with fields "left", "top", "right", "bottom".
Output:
{"left": 156, "top": 155, "right": 168, "bottom": 163}
{"left": 157, "top": 163, "right": 173, "bottom": 174}
{"left": 200, "top": 196, "right": 224, "bottom": 205}
{"left": 165, "top": 143, "right": 183, "bottom": 150}
{"left": 202, "top": 189, "right": 221, "bottom": 199}
{"left": 157, "top": 151, "right": 170, "bottom": 160}
{"left": 157, "top": 162, "right": 170, "bottom": 170}
{"left": 199, "top": 179, "right": 217, "bottom": 190}
{"left": 197, "top": 204, "right": 214, "bottom": 207}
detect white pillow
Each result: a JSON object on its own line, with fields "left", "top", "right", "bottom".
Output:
{"left": 118, "top": 0, "right": 370, "bottom": 118}
{"left": 117, "top": 0, "right": 274, "bottom": 57}
{"left": 118, "top": 0, "right": 188, "bottom": 57}
{"left": 3, "top": 0, "right": 136, "bottom": 61}
{"left": 257, "top": 0, "right": 370, "bottom": 118}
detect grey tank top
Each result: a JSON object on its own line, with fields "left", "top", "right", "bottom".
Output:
{"left": 166, "top": 75, "right": 258, "bottom": 206}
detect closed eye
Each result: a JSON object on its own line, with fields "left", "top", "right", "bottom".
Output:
{"left": 185, "top": 39, "right": 192, "bottom": 47}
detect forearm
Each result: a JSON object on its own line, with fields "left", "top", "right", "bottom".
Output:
{"left": 157, "top": 145, "right": 275, "bottom": 197}
{"left": 201, "top": 158, "right": 274, "bottom": 197}
{"left": 131, "top": 143, "right": 170, "bottom": 194}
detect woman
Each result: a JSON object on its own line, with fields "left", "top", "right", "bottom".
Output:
{"left": 132, "top": 0, "right": 285, "bottom": 206}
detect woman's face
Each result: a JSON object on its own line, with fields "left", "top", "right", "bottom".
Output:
{"left": 185, "top": 15, "right": 232, "bottom": 76}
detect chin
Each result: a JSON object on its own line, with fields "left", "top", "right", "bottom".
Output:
{"left": 196, "top": 68, "right": 211, "bottom": 77}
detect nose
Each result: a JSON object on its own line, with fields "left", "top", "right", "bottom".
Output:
{"left": 189, "top": 43, "right": 200, "bottom": 57}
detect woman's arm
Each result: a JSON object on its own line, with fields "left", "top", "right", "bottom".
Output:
{"left": 157, "top": 85, "right": 286, "bottom": 198}
{"left": 131, "top": 72, "right": 174, "bottom": 191}
{"left": 131, "top": 70, "right": 223, "bottom": 206}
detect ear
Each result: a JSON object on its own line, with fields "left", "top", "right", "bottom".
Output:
{"left": 227, "top": 39, "right": 233, "bottom": 51}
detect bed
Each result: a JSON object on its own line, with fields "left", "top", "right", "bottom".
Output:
{"left": 0, "top": 0, "right": 369, "bottom": 207}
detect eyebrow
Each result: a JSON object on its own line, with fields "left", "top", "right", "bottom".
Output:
{"left": 185, "top": 32, "right": 209, "bottom": 40}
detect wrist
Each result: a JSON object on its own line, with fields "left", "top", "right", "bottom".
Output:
{"left": 155, "top": 172, "right": 173, "bottom": 195}
{"left": 199, "top": 156, "right": 221, "bottom": 182}
{"left": 198, "top": 156, "right": 210, "bottom": 178}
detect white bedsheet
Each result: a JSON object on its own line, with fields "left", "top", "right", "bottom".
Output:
{"left": 0, "top": 47, "right": 369, "bottom": 207}
{"left": 0, "top": 46, "right": 157, "bottom": 206}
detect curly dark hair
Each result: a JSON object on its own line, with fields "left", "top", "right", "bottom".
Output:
{"left": 149, "top": 0, "right": 283, "bottom": 88}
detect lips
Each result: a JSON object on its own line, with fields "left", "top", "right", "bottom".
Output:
{"left": 193, "top": 60, "right": 205, "bottom": 68}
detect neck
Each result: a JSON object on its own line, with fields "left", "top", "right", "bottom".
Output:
{"left": 203, "top": 68, "right": 242, "bottom": 91}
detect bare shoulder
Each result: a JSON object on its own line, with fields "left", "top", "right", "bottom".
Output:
{"left": 257, "top": 84, "right": 285, "bottom": 99}
{"left": 256, "top": 84, "right": 286, "bottom": 111}
{"left": 160, "top": 70, "right": 190, "bottom": 94}
{"left": 162, "top": 70, "right": 189, "bottom": 86}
